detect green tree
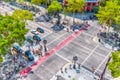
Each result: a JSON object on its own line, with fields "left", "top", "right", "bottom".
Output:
{"left": 114, "top": 15, "right": 120, "bottom": 31}
{"left": 108, "top": 51, "right": 120, "bottom": 78}
{"left": 0, "top": 14, "right": 29, "bottom": 63}
{"left": 48, "top": 1, "right": 62, "bottom": 24}
{"left": 114, "top": 2, "right": 120, "bottom": 32}
{"left": 100, "top": 0, "right": 109, "bottom": 6}
{"left": 4, "top": 0, "right": 16, "bottom": 2}
{"left": 17, "top": 0, "right": 27, "bottom": 4}
{"left": 92, "top": 6, "right": 99, "bottom": 14}
{"left": 66, "top": 0, "right": 85, "bottom": 23}
{"left": 31, "top": 0, "right": 42, "bottom": 5}
{"left": 12, "top": 9, "right": 33, "bottom": 21}
{"left": 42, "top": 0, "right": 57, "bottom": 8}
{"left": 30, "top": 0, "right": 42, "bottom": 13}
{"left": 96, "top": 0, "right": 119, "bottom": 31}
{"left": 48, "top": 1, "right": 62, "bottom": 15}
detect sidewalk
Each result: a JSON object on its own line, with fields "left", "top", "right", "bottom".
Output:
{"left": 114, "top": 77, "right": 120, "bottom": 80}
{"left": 50, "top": 63, "right": 99, "bottom": 80}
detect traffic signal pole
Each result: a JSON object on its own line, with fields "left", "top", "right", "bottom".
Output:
{"left": 100, "top": 56, "right": 111, "bottom": 80}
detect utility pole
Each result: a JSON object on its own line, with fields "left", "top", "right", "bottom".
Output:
{"left": 100, "top": 56, "right": 111, "bottom": 80}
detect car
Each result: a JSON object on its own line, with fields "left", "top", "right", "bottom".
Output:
{"left": 36, "top": 27, "right": 44, "bottom": 33}
{"left": 13, "top": 45, "right": 22, "bottom": 53}
{"left": 25, "top": 50, "right": 34, "bottom": 61}
{"left": 31, "top": 30, "right": 39, "bottom": 35}
{"left": 33, "top": 35, "right": 41, "bottom": 42}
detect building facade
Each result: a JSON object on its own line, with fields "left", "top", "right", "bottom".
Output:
{"left": 62, "top": 0, "right": 100, "bottom": 11}
{"left": 85, "top": 0, "right": 100, "bottom": 11}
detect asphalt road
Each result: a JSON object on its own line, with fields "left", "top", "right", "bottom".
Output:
{"left": 24, "top": 22, "right": 112, "bottom": 80}
{"left": 0, "top": 4, "right": 112, "bottom": 80}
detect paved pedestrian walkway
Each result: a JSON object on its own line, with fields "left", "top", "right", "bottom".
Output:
{"left": 50, "top": 62, "right": 99, "bottom": 80}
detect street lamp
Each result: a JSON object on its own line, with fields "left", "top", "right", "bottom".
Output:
{"left": 43, "top": 40, "right": 48, "bottom": 55}
{"left": 73, "top": 56, "right": 78, "bottom": 69}
{"left": 100, "top": 56, "right": 111, "bottom": 80}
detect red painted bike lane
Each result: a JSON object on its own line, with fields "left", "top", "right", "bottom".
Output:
{"left": 20, "top": 24, "right": 90, "bottom": 77}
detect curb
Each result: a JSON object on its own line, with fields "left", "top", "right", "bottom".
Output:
{"left": 92, "top": 36, "right": 99, "bottom": 44}
{"left": 50, "top": 62, "right": 72, "bottom": 80}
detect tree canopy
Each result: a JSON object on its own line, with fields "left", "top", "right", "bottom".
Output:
{"left": 30, "top": 0, "right": 42, "bottom": 5}
{"left": 47, "top": 1, "right": 62, "bottom": 15}
{"left": 17, "top": 0, "right": 27, "bottom": 4}
{"left": 12, "top": 9, "right": 33, "bottom": 21}
{"left": 4, "top": 0, "right": 16, "bottom": 2}
{"left": 66, "top": 0, "right": 85, "bottom": 22}
{"left": 0, "top": 14, "right": 29, "bottom": 63}
{"left": 66, "top": 0, "right": 85, "bottom": 14}
{"left": 108, "top": 51, "right": 120, "bottom": 78}
{"left": 96, "top": 0, "right": 120, "bottom": 30}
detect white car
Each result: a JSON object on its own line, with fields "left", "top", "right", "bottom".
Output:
{"left": 31, "top": 30, "right": 39, "bottom": 35}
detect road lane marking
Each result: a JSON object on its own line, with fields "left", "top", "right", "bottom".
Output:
{"left": 38, "top": 22, "right": 52, "bottom": 29}
{"left": 81, "top": 45, "right": 99, "bottom": 66}
{"left": 82, "top": 31, "right": 94, "bottom": 37}
{"left": 20, "top": 24, "right": 90, "bottom": 77}
{"left": 0, "top": 7, "right": 12, "bottom": 15}
{"left": 55, "top": 52, "right": 71, "bottom": 63}
{"left": 41, "top": 32, "right": 53, "bottom": 40}
{"left": 96, "top": 69, "right": 112, "bottom": 78}
{"left": 74, "top": 40, "right": 92, "bottom": 51}
{"left": 27, "top": 20, "right": 52, "bottom": 33}
{"left": 94, "top": 51, "right": 112, "bottom": 74}
{"left": 41, "top": 64, "right": 55, "bottom": 74}
{"left": 0, "top": 7, "right": 52, "bottom": 35}
{"left": 47, "top": 32, "right": 68, "bottom": 46}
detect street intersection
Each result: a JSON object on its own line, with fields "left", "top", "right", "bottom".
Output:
{"left": 0, "top": 2, "right": 113, "bottom": 80}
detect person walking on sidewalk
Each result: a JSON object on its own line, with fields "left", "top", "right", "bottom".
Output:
{"left": 78, "top": 63, "right": 81, "bottom": 69}
{"left": 66, "top": 28, "right": 69, "bottom": 32}
{"left": 64, "top": 68, "right": 67, "bottom": 73}
{"left": 69, "top": 64, "right": 72, "bottom": 69}
{"left": 61, "top": 68, "right": 63, "bottom": 73}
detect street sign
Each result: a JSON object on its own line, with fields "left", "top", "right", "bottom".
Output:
{"left": 43, "top": 40, "right": 47, "bottom": 45}
{"left": 73, "top": 56, "right": 78, "bottom": 61}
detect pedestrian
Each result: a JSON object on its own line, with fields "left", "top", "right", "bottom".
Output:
{"left": 78, "top": 63, "right": 81, "bottom": 69}
{"left": 99, "top": 29, "right": 102, "bottom": 32}
{"left": 38, "top": 45, "right": 43, "bottom": 57}
{"left": 73, "top": 63, "right": 76, "bottom": 69}
{"left": 69, "top": 64, "right": 72, "bottom": 69}
{"left": 64, "top": 68, "right": 67, "bottom": 73}
{"left": 91, "top": 67, "right": 96, "bottom": 72}
{"left": 98, "top": 39, "right": 101, "bottom": 42}
{"left": 56, "top": 75, "right": 61, "bottom": 80}
{"left": 66, "top": 28, "right": 69, "bottom": 32}
{"left": 60, "top": 68, "right": 63, "bottom": 73}
{"left": 39, "top": 47, "right": 43, "bottom": 57}
{"left": 83, "top": 17, "right": 85, "bottom": 22}
{"left": 30, "top": 71, "right": 34, "bottom": 74}
{"left": 92, "top": 18, "right": 94, "bottom": 22}
{"left": 101, "top": 26, "right": 103, "bottom": 29}
{"left": 86, "top": 20, "right": 88, "bottom": 24}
